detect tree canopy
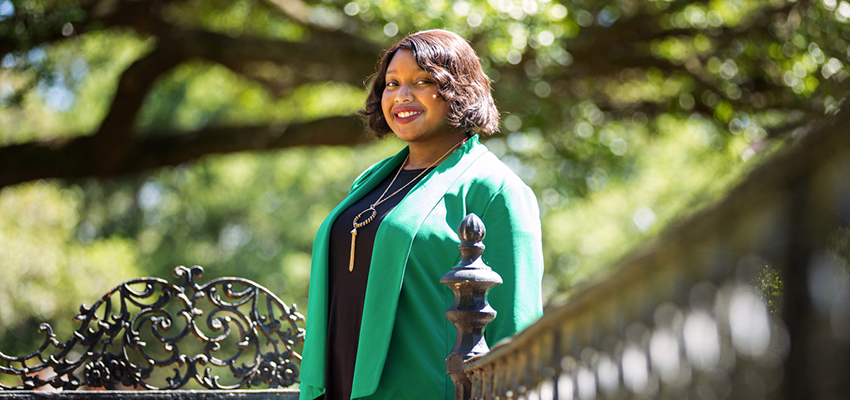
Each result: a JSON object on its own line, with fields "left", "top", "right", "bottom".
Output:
{"left": 3, "top": 0, "right": 848, "bottom": 187}
{"left": 1, "top": 0, "right": 848, "bottom": 353}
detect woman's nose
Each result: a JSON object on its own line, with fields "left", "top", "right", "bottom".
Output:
{"left": 395, "top": 84, "right": 413, "bottom": 103}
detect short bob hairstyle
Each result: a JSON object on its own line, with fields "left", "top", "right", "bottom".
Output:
{"left": 361, "top": 29, "right": 500, "bottom": 137}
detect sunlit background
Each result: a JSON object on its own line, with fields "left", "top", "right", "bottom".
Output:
{"left": 1, "top": 0, "right": 849, "bottom": 386}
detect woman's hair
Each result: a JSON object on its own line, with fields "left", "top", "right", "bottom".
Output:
{"left": 360, "top": 29, "right": 500, "bottom": 137}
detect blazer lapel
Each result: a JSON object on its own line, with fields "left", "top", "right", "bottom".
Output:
{"left": 299, "top": 148, "right": 409, "bottom": 393}
{"left": 350, "top": 137, "right": 489, "bottom": 397}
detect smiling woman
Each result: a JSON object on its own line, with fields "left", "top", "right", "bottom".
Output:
{"left": 298, "top": 30, "right": 543, "bottom": 400}
{"left": 380, "top": 49, "right": 457, "bottom": 160}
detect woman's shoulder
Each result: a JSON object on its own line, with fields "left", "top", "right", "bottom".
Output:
{"left": 456, "top": 146, "right": 540, "bottom": 225}
{"left": 463, "top": 147, "right": 529, "bottom": 190}
{"left": 456, "top": 146, "right": 535, "bottom": 201}
{"left": 349, "top": 152, "right": 404, "bottom": 190}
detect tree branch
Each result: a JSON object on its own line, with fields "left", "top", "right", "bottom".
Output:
{"left": 0, "top": 116, "right": 370, "bottom": 190}
{"left": 0, "top": 0, "right": 176, "bottom": 56}
{"left": 89, "top": 26, "right": 379, "bottom": 170}
{"left": 91, "top": 43, "right": 186, "bottom": 173}
{"left": 2, "top": 1, "right": 383, "bottom": 188}
{"left": 187, "top": 28, "right": 380, "bottom": 87}
{"left": 263, "top": 0, "right": 312, "bottom": 26}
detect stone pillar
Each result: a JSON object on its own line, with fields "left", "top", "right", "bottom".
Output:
{"left": 441, "top": 213, "right": 503, "bottom": 400}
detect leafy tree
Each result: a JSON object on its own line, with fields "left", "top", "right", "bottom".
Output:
{"left": 2, "top": 0, "right": 848, "bottom": 186}
{"left": 1, "top": 0, "right": 848, "bottom": 354}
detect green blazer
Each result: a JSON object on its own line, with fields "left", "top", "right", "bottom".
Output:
{"left": 299, "top": 136, "right": 543, "bottom": 399}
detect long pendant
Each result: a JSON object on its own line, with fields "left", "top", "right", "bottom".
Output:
{"left": 349, "top": 228, "right": 357, "bottom": 272}
{"left": 350, "top": 207, "right": 376, "bottom": 272}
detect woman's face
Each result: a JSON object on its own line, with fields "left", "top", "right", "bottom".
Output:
{"left": 381, "top": 49, "right": 455, "bottom": 146}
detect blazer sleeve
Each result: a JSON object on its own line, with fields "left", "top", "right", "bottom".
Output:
{"left": 477, "top": 181, "right": 544, "bottom": 344}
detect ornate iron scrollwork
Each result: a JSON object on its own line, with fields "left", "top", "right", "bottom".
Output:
{"left": 0, "top": 266, "right": 305, "bottom": 391}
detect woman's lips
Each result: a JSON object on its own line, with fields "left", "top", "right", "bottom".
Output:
{"left": 394, "top": 110, "right": 423, "bottom": 124}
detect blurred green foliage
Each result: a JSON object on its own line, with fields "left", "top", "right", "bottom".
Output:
{"left": 1, "top": 0, "right": 849, "bottom": 356}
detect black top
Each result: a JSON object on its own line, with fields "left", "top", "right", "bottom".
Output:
{"left": 323, "top": 166, "right": 431, "bottom": 400}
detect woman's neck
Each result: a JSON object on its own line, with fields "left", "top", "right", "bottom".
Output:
{"left": 403, "top": 132, "right": 469, "bottom": 170}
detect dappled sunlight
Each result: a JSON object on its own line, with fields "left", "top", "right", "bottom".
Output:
{"left": 0, "top": 182, "right": 141, "bottom": 346}
{"left": 0, "top": 30, "right": 150, "bottom": 145}
{"left": 273, "top": 82, "right": 366, "bottom": 122}
{"left": 137, "top": 62, "right": 365, "bottom": 132}
{"left": 164, "top": 0, "right": 310, "bottom": 40}
{"left": 539, "top": 114, "right": 755, "bottom": 294}
{"left": 0, "top": 139, "right": 403, "bottom": 354}
{"left": 2, "top": 2, "right": 849, "bottom": 389}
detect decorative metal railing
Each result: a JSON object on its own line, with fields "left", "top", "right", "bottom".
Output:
{"left": 446, "top": 106, "right": 850, "bottom": 399}
{"left": 442, "top": 213, "right": 504, "bottom": 400}
{"left": 0, "top": 266, "right": 304, "bottom": 392}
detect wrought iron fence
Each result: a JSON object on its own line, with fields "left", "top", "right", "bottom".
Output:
{"left": 449, "top": 108, "right": 850, "bottom": 399}
{"left": 0, "top": 266, "right": 304, "bottom": 398}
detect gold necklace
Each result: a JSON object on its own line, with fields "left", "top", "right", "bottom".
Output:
{"left": 348, "top": 138, "right": 468, "bottom": 272}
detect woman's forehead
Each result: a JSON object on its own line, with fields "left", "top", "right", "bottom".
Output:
{"left": 386, "top": 49, "right": 428, "bottom": 75}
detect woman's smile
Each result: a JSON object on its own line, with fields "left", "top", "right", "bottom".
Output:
{"left": 392, "top": 106, "right": 424, "bottom": 123}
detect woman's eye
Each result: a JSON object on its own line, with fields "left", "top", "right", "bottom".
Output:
{"left": 386, "top": 81, "right": 398, "bottom": 87}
